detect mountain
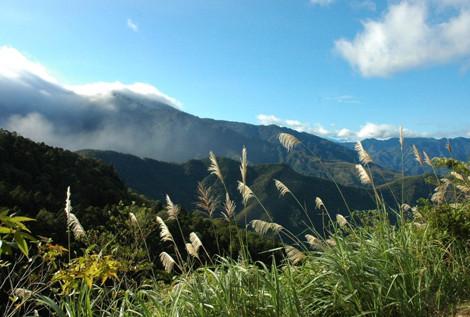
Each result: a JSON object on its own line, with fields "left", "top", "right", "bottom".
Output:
{"left": 0, "top": 67, "right": 398, "bottom": 187}
{"left": 79, "top": 149, "right": 431, "bottom": 234}
{"left": 342, "top": 137, "right": 470, "bottom": 175}
{"left": 0, "top": 129, "right": 134, "bottom": 239}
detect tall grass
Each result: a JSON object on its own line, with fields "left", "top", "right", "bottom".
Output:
{"left": 5, "top": 131, "right": 470, "bottom": 317}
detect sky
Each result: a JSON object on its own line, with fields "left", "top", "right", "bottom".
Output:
{"left": 1, "top": 0, "right": 470, "bottom": 140}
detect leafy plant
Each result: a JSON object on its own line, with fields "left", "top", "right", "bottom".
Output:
{"left": 0, "top": 210, "right": 35, "bottom": 257}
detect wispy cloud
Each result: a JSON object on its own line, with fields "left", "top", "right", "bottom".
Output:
{"left": 310, "top": 0, "right": 334, "bottom": 7}
{"left": 127, "top": 18, "right": 138, "bottom": 32}
{"left": 335, "top": 1, "right": 470, "bottom": 77}
{"left": 325, "top": 95, "right": 361, "bottom": 104}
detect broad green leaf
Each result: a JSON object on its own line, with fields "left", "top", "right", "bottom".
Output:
{"left": 14, "top": 232, "right": 29, "bottom": 257}
{"left": 0, "top": 226, "right": 13, "bottom": 234}
{"left": 11, "top": 216, "right": 36, "bottom": 223}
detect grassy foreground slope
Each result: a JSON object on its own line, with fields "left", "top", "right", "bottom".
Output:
{"left": 1, "top": 131, "right": 470, "bottom": 316}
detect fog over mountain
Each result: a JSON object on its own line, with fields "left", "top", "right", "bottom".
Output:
{"left": 0, "top": 47, "right": 358, "bottom": 164}
{"left": 0, "top": 47, "right": 187, "bottom": 158}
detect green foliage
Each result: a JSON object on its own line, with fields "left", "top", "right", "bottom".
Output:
{"left": 421, "top": 202, "right": 470, "bottom": 242}
{"left": 52, "top": 249, "right": 122, "bottom": 294}
{"left": 0, "top": 210, "right": 35, "bottom": 257}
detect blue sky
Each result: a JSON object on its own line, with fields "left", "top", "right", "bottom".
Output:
{"left": 1, "top": 0, "right": 470, "bottom": 139}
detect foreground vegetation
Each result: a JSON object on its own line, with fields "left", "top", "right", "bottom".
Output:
{"left": 1, "top": 132, "right": 470, "bottom": 316}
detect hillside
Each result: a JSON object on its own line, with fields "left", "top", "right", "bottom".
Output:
{"left": 342, "top": 137, "right": 470, "bottom": 175}
{"left": 79, "top": 150, "right": 431, "bottom": 234}
{"left": 0, "top": 129, "right": 133, "bottom": 239}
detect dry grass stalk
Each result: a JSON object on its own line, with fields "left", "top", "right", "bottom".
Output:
{"left": 185, "top": 243, "right": 198, "bottom": 259}
{"left": 195, "top": 182, "right": 218, "bottom": 218}
{"left": 278, "top": 133, "right": 300, "bottom": 152}
{"left": 274, "top": 179, "right": 291, "bottom": 197}
{"left": 355, "top": 141, "right": 373, "bottom": 165}
{"left": 65, "top": 186, "right": 72, "bottom": 217}
{"left": 355, "top": 164, "right": 372, "bottom": 185}
{"left": 237, "top": 181, "right": 254, "bottom": 206}
{"left": 240, "top": 146, "right": 248, "bottom": 185}
{"left": 165, "top": 194, "right": 180, "bottom": 220}
{"left": 250, "top": 219, "right": 283, "bottom": 235}
{"left": 305, "top": 234, "right": 322, "bottom": 249}
{"left": 159, "top": 252, "right": 176, "bottom": 273}
{"left": 431, "top": 179, "right": 450, "bottom": 204}
{"left": 67, "top": 213, "right": 85, "bottom": 240}
{"left": 129, "top": 212, "right": 138, "bottom": 227}
{"left": 423, "top": 151, "right": 433, "bottom": 167}
{"left": 284, "top": 245, "right": 305, "bottom": 265}
{"left": 63, "top": 187, "right": 86, "bottom": 240}
{"left": 315, "top": 197, "right": 325, "bottom": 210}
{"left": 399, "top": 126, "right": 404, "bottom": 150}
{"left": 412, "top": 145, "right": 424, "bottom": 166}
{"left": 447, "top": 141, "right": 452, "bottom": 153}
{"left": 156, "top": 216, "right": 174, "bottom": 243}
{"left": 13, "top": 288, "right": 33, "bottom": 299}
{"left": 401, "top": 203, "right": 412, "bottom": 213}
{"left": 336, "top": 214, "right": 348, "bottom": 228}
{"left": 189, "top": 232, "right": 203, "bottom": 254}
{"left": 223, "top": 193, "right": 236, "bottom": 221}
{"left": 325, "top": 238, "right": 337, "bottom": 247}
{"left": 451, "top": 171, "right": 464, "bottom": 181}
{"left": 208, "top": 151, "right": 224, "bottom": 184}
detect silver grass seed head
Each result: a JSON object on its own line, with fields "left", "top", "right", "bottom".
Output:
{"left": 156, "top": 216, "right": 174, "bottom": 243}
{"left": 336, "top": 214, "right": 348, "bottom": 228}
{"left": 274, "top": 179, "right": 291, "bottom": 197}
{"left": 355, "top": 164, "right": 372, "bottom": 185}
{"left": 284, "top": 245, "right": 305, "bottom": 265}
{"left": 208, "top": 151, "right": 224, "bottom": 184}
{"left": 355, "top": 141, "right": 373, "bottom": 165}
{"left": 237, "top": 181, "right": 254, "bottom": 206}
{"left": 305, "top": 234, "right": 322, "bottom": 249}
{"left": 165, "top": 194, "right": 180, "bottom": 220}
{"left": 278, "top": 133, "right": 300, "bottom": 152}
{"left": 250, "top": 219, "right": 283, "bottom": 235}
{"left": 315, "top": 197, "right": 325, "bottom": 210}
{"left": 412, "top": 145, "right": 424, "bottom": 166}
{"left": 159, "top": 252, "right": 176, "bottom": 273}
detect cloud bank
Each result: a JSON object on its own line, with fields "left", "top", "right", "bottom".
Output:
{"left": 0, "top": 46, "right": 183, "bottom": 157}
{"left": 257, "top": 114, "right": 427, "bottom": 141}
{"left": 335, "top": 0, "right": 470, "bottom": 76}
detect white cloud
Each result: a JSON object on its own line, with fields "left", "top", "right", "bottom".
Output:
{"left": 356, "top": 122, "right": 400, "bottom": 139}
{"left": 67, "top": 82, "right": 182, "bottom": 109}
{"left": 257, "top": 114, "right": 282, "bottom": 126}
{"left": 335, "top": 1, "right": 470, "bottom": 77}
{"left": 0, "top": 46, "right": 57, "bottom": 83}
{"left": 310, "top": 0, "right": 335, "bottom": 6}
{"left": 256, "top": 114, "right": 430, "bottom": 140}
{"left": 257, "top": 113, "right": 331, "bottom": 136}
{"left": 0, "top": 46, "right": 181, "bottom": 109}
{"left": 127, "top": 18, "right": 138, "bottom": 32}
